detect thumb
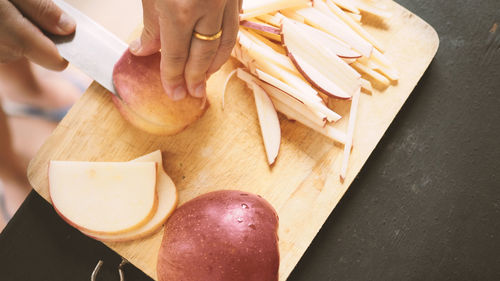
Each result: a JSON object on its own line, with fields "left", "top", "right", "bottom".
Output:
{"left": 10, "top": 0, "right": 76, "bottom": 35}
{"left": 130, "top": 0, "right": 161, "bottom": 56}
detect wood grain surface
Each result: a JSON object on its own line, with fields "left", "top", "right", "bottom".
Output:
{"left": 27, "top": 2, "right": 439, "bottom": 280}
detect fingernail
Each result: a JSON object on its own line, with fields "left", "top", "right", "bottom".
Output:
{"left": 57, "top": 13, "right": 76, "bottom": 33}
{"left": 171, "top": 85, "right": 187, "bottom": 101}
{"left": 192, "top": 83, "right": 206, "bottom": 98}
{"left": 129, "top": 39, "right": 141, "bottom": 54}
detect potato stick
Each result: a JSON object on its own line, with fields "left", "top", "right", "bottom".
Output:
{"left": 241, "top": 20, "right": 280, "bottom": 34}
{"left": 348, "top": 13, "right": 362, "bottom": 22}
{"left": 242, "top": 0, "right": 308, "bottom": 12}
{"left": 256, "top": 14, "right": 281, "bottom": 27}
{"left": 271, "top": 97, "right": 347, "bottom": 144}
{"left": 239, "top": 30, "right": 296, "bottom": 73}
{"left": 371, "top": 48, "right": 398, "bottom": 71}
{"left": 281, "top": 21, "right": 364, "bottom": 102}
{"left": 243, "top": 29, "right": 285, "bottom": 54}
{"left": 311, "top": 0, "right": 345, "bottom": 25}
{"left": 325, "top": 0, "right": 386, "bottom": 52}
{"left": 329, "top": 0, "right": 360, "bottom": 14}
{"left": 340, "top": 88, "right": 361, "bottom": 181}
{"left": 241, "top": 0, "right": 310, "bottom": 20}
{"left": 353, "top": 0, "right": 392, "bottom": 19}
{"left": 248, "top": 81, "right": 281, "bottom": 166}
{"left": 294, "top": 7, "right": 373, "bottom": 57}
{"left": 360, "top": 78, "right": 373, "bottom": 94}
{"left": 343, "top": 58, "right": 357, "bottom": 64}
{"left": 258, "top": 82, "right": 328, "bottom": 127}
{"left": 254, "top": 68, "right": 342, "bottom": 122}
{"left": 366, "top": 60, "right": 400, "bottom": 81}
{"left": 280, "top": 9, "right": 307, "bottom": 23}
{"left": 254, "top": 69, "right": 322, "bottom": 103}
{"left": 237, "top": 68, "right": 330, "bottom": 124}
{"left": 253, "top": 29, "right": 282, "bottom": 42}
{"left": 222, "top": 69, "right": 238, "bottom": 110}
{"left": 352, "top": 61, "right": 390, "bottom": 86}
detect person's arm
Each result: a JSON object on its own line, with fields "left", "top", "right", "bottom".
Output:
{"left": 0, "top": 0, "right": 76, "bottom": 70}
{"left": 130, "top": 0, "right": 242, "bottom": 100}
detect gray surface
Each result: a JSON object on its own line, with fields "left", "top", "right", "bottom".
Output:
{"left": 289, "top": 0, "right": 500, "bottom": 280}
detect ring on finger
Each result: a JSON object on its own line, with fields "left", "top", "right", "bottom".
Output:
{"left": 193, "top": 29, "right": 223, "bottom": 41}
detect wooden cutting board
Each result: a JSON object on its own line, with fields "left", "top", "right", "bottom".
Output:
{"left": 27, "top": 2, "right": 439, "bottom": 280}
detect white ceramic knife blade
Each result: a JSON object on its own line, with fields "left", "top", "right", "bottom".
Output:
{"left": 49, "top": 0, "right": 129, "bottom": 96}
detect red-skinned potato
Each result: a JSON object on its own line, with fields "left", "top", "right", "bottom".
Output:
{"left": 157, "top": 190, "right": 280, "bottom": 281}
{"left": 112, "top": 51, "right": 208, "bottom": 135}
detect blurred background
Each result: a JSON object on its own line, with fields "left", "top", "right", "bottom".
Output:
{"left": 0, "top": 0, "right": 143, "bottom": 231}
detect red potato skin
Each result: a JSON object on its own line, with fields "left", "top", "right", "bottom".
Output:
{"left": 240, "top": 20, "right": 281, "bottom": 35}
{"left": 112, "top": 50, "right": 208, "bottom": 135}
{"left": 157, "top": 190, "right": 280, "bottom": 281}
{"left": 280, "top": 30, "right": 352, "bottom": 100}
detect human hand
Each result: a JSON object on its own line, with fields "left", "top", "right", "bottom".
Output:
{"left": 130, "top": 0, "right": 242, "bottom": 100}
{"left": 0, "top": 0, "right": 76, "bottom": 70}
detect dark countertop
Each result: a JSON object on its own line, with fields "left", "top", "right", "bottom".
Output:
{"left": 1, "top": 0, "right": 499, "bottom": 280}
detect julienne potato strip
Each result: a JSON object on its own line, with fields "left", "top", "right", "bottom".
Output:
{"left": 352, "top": 0, "right": 392, "bottom": 19}
{"left": 293, "top": 7, "right": 373, "bottom": 57}
{"left": 242, "top": 29, "right": 286, "bottom": 55}
{"left": 329, "top": 0, "right": 360, "bottom": 14}
{"left": 238, "top": 30, "right": 296, "bottom": 73}
{"left": 256, "top": 14, "right": 281, "bottom": 27}
{"left": 325, "top": 0, "right": 385, "bottom": 52}
{"left": 360, "top": 78, "right": 373, "bottom": 94}
{"left": 352, "top": 61, "right": 391, "bottom": 86}
{"left": 234, "top": 37, "right": 342, "bottom": 122}
{"left": 260, "top": 83, "right": 328, "bottom": 128}
{"left": 237, "top": 68, "right": 328, "bottom": 128}
{"left": 349, "top": 13, "right": 362, "bottom": 22}
{"left": 238, "top": 70, "right": 347, "bottom": 143}
{"left": 241, "top": 0, "right": 310, "bottom": 20}
{"left": 281, "top": 18, "right": 362, "bottom": 99}
{"left": 340, "top": 88, "right": 361, "bottom": 182}
{"left": 282, "top": 17, "right": 362, "bottom": 59}
{"left": 254, "top": 69, "right": 341, "bottom": 122}
{"left": 254, "top": 70, "right": 329, "bottom": 122}
{"left": 240, "top": 20, "right": 282, "bottom": 42}
{"left": 270, "top": 97, "right": 348, "bottom": 144}
{"left": 227, "top": 0, "right": 398, "bottom": 179}
{"left": 250, "top": 82, "right": 282, "bottom": 165}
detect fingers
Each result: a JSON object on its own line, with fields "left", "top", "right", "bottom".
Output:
{"left": 207, "top": 0, "right": 239, "bottom": 76}
{"left": 20, "top": 19, "right": 68, "bottom": 70}
{"left": 130, "top": 0, "right": 161, "bottom": 56}
{"left": 10, "top": 0, "right": 76, "bottom": 35}
{"left": 154, "top": 0, "right": 238, "bottom": 100}
{"left": 0, "top": 0, "right": 67, "bottom": 70}
{"left": 184, "top": 3, "right": 225, "bottom": 98}
{"left": 157, "top": 0, "right": 198, "bottom": 100}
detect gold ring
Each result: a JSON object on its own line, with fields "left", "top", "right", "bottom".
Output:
{"left": 193, "top": 30, "right": 223, "bottom": 41}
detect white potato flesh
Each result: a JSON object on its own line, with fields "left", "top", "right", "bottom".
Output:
{"left": 49, "top": 161, "right": 157, "bottom": 234}
{"left": 82, "top": 151, "right": 178, "bottom": 242}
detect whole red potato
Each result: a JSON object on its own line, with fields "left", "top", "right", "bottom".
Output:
{"left": 157, "top": 190, "right": 280, "bottom": 281}
{"left": 112, "top": 50, "right": 207, "bottom": 135}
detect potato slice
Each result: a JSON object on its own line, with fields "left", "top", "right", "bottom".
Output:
{"left": 250, "top": 83, "right": 281, "bottom": 165}
{"left": 82, "top": 151, "right": 178, "bottom": 242}
{"left": 49, "top": 161, "right": 157, "bottom": 234}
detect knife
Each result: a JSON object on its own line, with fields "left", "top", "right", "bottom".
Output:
{"left": 48, "top": 0, "right": 129, "bottom": 97}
